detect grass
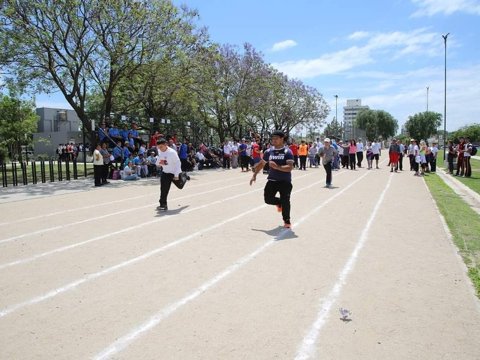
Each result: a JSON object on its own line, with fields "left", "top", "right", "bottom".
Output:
{"left": 425, "top": 173, "right": 480, "bottom": 297}
{"left": 436, "top": 155, "right": 480, "bottom": 196}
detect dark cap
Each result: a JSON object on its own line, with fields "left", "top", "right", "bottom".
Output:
{"left": 271, "top": 130, "right": 285, "bottom": 139}
{"left": 156, "top": 138, "right": 167, "bottom": 145}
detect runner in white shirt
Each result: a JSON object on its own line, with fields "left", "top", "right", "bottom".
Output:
{"left": 371, "top": 141, "right": 381, "bottom": 169}
{"left": 356, "top": 139, "right": 364, "bottom": 167}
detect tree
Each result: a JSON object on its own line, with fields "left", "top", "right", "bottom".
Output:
{"left": 0, "top": 0, "right": 202, "bottom": 145}
{"left": 355, "top": 109, "right": 398, "bottom": 141}
{"left": 404, "top": 111, "right": 442, "bottom": 142}
{"left": 451, "top": 123, "right": 480, "bottom": 142}
{"left": 323, "top": 117, "right": 343, "bottom": 140}
{"left": 0, "top": 94, "right": 38, "bottom": 161}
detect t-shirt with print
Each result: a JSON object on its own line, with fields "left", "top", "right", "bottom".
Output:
{"left": 263, "top": 147, "right": 294, "bottom": 182}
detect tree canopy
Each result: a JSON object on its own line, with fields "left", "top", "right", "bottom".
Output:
{"left": 404, "top": 111, "right": 442, "bottom": 142}
{"left": 355, "top": 109, "right": 398, "bottom": 141}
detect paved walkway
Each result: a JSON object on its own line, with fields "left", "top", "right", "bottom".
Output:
{"left": 1, "top": 164, "right": 479, "bottom": 359}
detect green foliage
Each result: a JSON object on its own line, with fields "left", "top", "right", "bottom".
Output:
{"left": 355, "top": 109, "right": 398, "bottom": 141}
{"left": 404, "top": 111, "right": 442, "bottom": 142}
{"left": 0, "top": 146, "right": 8, "bottom": 163}
{"left": 0, "top": 95, "right": 38, "bottom": 160}
{"left": 451, "top": 123, "right": 480, "bottom": 142}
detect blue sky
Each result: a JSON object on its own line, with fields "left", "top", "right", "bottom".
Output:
{"left": 37, "top": 0, "right": 480, "bottom": 132}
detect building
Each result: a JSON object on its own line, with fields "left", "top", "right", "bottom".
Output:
{"left": 343, "top": 99, "right": 369, "bottom": 140}
{"left": 32, "top": 107, "right": 82, "bottom": 157}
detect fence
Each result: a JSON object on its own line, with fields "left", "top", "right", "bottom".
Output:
{"left": 1, "top": 159, "right": 92, "bottom": 187}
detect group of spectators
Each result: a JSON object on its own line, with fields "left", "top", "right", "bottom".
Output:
{"left": 446, "top": 137, "right": 476, "bottom": 177}
{"left": 56, "top": 143, "right": 90, "bottom": 161}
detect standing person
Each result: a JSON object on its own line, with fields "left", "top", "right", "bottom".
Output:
{"left": 100, "top": 142, "right": 111, "bottom": 184}
{"left": 222, "top": 141, "right": 232, "bottom": 169}
{"left": 250, "top": 130, "right": 294, "bottom": 229}
{"left": 348, "top": 139, "right": 357, "bottom": 170}
{"left": 356, "top": 138, "right": 364, "bottom": 167}
{"left": 371, "top": 140, "right": 381, "bottom": 169}
{"left": 318, "top": 138, "right": 338, "bottom": 188}
{"left": 289, "top": 140, "right": 299, "bottom": 168}
{"left": 231, "top": 140, "right": 239, "bottom": 169}
{"left": 455, "top": 137, "right": 466, "bottom": 176}
{"left": 413, "top": 140, "right": 421, "bottom": 176}
{"left": 155, "top": 138, "right": 182, "bottom": 211}
{"left": 238, "top": 139, "right": 249, "bottom": 172}
{"left": 430, "top": 142, "right": 438, "bottom": 172}
{"left": 396, "top": 139, "right": 405, "bottom": 171}
{"left": 388, "top": 139, "right": 400, "bottom": 172}
{"left": 308, "top": 142, "right": 318, "bottom": 168}
{"left": 408, "top": 139, "right": 415, "bottom": 171}
{"left": 93, "top": 144, "right": 104, "bottom": 187}
{"left": 447, "top": 140, "right": 456, "bottom": 174}
{"left": 179, "top": 138, "right": 189, "bottom": 172}
{"left": 365, "top": 141, "right": 373, "bottom": 169}
{"left": 298, "top": 140, "right": 308, "bottom": 170}
{"left": 464, "top": 137, "right": 473, "bottom": 177}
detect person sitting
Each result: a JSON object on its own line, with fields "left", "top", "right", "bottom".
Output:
{"left": 133, "top": 153, "right": 148, "bottom": 177}
{"left": 146, "top": 151, "right": 158, "bottom": 176}
{"left": 195, "top": 149, "right": 206, "bottom": 170}
{"left": 122, "top": 161, "right": 139, "bottom": 180}
{"left": 112, "top": 141, "right": 123, "bottom": 169}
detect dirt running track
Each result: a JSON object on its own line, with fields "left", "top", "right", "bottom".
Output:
{"left": 1, "top": 162, "right": 479, "bottom": 360}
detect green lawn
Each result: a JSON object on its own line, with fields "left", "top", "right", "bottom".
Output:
{"left": 425, "top": 174, "right": 480, "bottom": 297}
{"left": 436, "top": 155, "right": 480, "bottom": 195}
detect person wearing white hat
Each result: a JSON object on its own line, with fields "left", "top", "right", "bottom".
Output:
{"left": 318, "top": 138, "right": 338, "bottom": 188}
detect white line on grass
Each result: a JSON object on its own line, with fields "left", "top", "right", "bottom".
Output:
{"left": 0, "top": 172, "right": 334, "bottom": 318}
{"left": 92, "top": 169, "right": 376, "bottom": 360}
{"left": 294, "top": 174, "right": 393, "bottom": 360}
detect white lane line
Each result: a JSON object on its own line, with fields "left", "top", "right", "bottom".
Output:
{"left": 0, "top": 176, "right": 236, "bottom": 227}
{"left": 0, "top": 173, "right": 311, "bottom": 270}
{"left": 92, "top": 169, "right": 375, "bottom": 360}
{"left": 0, "top": 180, "right": 248, "bottom": 245}
{"left": 294, "top": 174, "right": 393, "bottom": 360}
{"left": 0, "top": 173, "right": 325, "bottom": 318}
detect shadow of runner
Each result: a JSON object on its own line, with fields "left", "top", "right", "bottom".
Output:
{"left": 155, "top": 205, "right": 189, "bottom": 216}
{"left": 252, "top": 226, "right": 298, "bottom": 241}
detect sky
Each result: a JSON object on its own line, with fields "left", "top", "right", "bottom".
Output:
{"left": 37, "top": 0, "right": 480, "bottom": 132}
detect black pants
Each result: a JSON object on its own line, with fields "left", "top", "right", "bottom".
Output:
{"left": 223, "top": 155, "right": 231, "bottom": 169}
{"left": 396, "top": 154, "right": 403, "bottom": 171}
{"left": 430, "top": 157, "right": 436, "bottom": 172}
{"left": 447, "top": 155, "right": 455, "bottom": 173}
{"left": 93, "top": 165, "right": 103, "bottom": 186}
{"left": 349, "top": 154, "right": 356, "bottom": 169}
{"left": 264, "top": 180, "right": 292, "bottom": 223}
{"left": 159, "top": 172, "right": 174, "bottom": 207}
{"left": 464, "top": 157, "right": 471, "bottom": 177}
{"left": 293, "top": 155, "right": 299, "bottom": 168}
{"left": 409, "top": 155, "right": 414, "bottom": 170}
{"left": 299, "top": 155, "right": 307, "bottom": 170}
{"left": 323, "top": 161, "right": 332, "bottom": 185}
{"left": 356, "top": 152, "right": 363, "bottom": 167}
{"left": 240, "top": 155, "right": 249, "bottom": 170}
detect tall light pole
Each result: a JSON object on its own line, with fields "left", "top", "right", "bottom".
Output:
{"left": 334, "top": 95, "right": 338, "bottom": 139}
{"left": 442, "top": 33, "right": 449, "bottom": 161}
{"left": 426, "top": 86, "right": 429, "bottom": 112}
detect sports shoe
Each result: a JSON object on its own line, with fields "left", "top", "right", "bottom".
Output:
{"left": 157, "top": 205, "right": 168, "bottom": 211}
{"left": 283, "top": 221, "right": 292, "bottom": 229}
{"left": 276, "top": 204, "right": 282, "bottom": 213}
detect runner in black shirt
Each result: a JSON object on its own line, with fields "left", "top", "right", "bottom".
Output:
{"left": 250, "top": 130, "right": 294, "bottom": 228}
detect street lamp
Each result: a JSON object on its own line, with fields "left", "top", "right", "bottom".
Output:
{"left": 442, "top": 33, "right": 449, "bottom": 161}
{"left": 426, "top": 86, "right": 429, "bottom": 112}
{"left": 334, "top": 95, "right": 339, "bottom": 139}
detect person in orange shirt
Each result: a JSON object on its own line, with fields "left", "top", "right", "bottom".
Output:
{"left": 298, "top": 140, "right": 308, "bottom": 170}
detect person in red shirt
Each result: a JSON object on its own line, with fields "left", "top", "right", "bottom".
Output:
{"left": 289, "top": 140, "right": 299, "bottom": 168}
{"left": 251, "top": 141, "right": 262, "bottom": 168}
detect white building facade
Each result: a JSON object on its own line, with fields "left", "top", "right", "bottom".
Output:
{"left": 343, "top": 99, "right": 368, "bottom": 140}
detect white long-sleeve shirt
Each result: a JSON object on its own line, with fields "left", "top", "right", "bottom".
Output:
{"left": 156, "top": 146, "right": 182, "bottom": 176}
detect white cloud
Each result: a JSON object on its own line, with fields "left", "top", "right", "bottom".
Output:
{"left": 273, "top": 29, "right": 439, "bottom": 79}
{"left": 271, "top": 40, "right": 298, "bottom": 52}
{"left": 348, "top": 31, "right": 370, "bottom": 40}
{"left": 411, "top": 0, "right": 480, "bottom": 17}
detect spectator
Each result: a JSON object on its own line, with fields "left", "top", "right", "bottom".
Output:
{"left": 122, "top": 161, "right": 139, "bottom": 180}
